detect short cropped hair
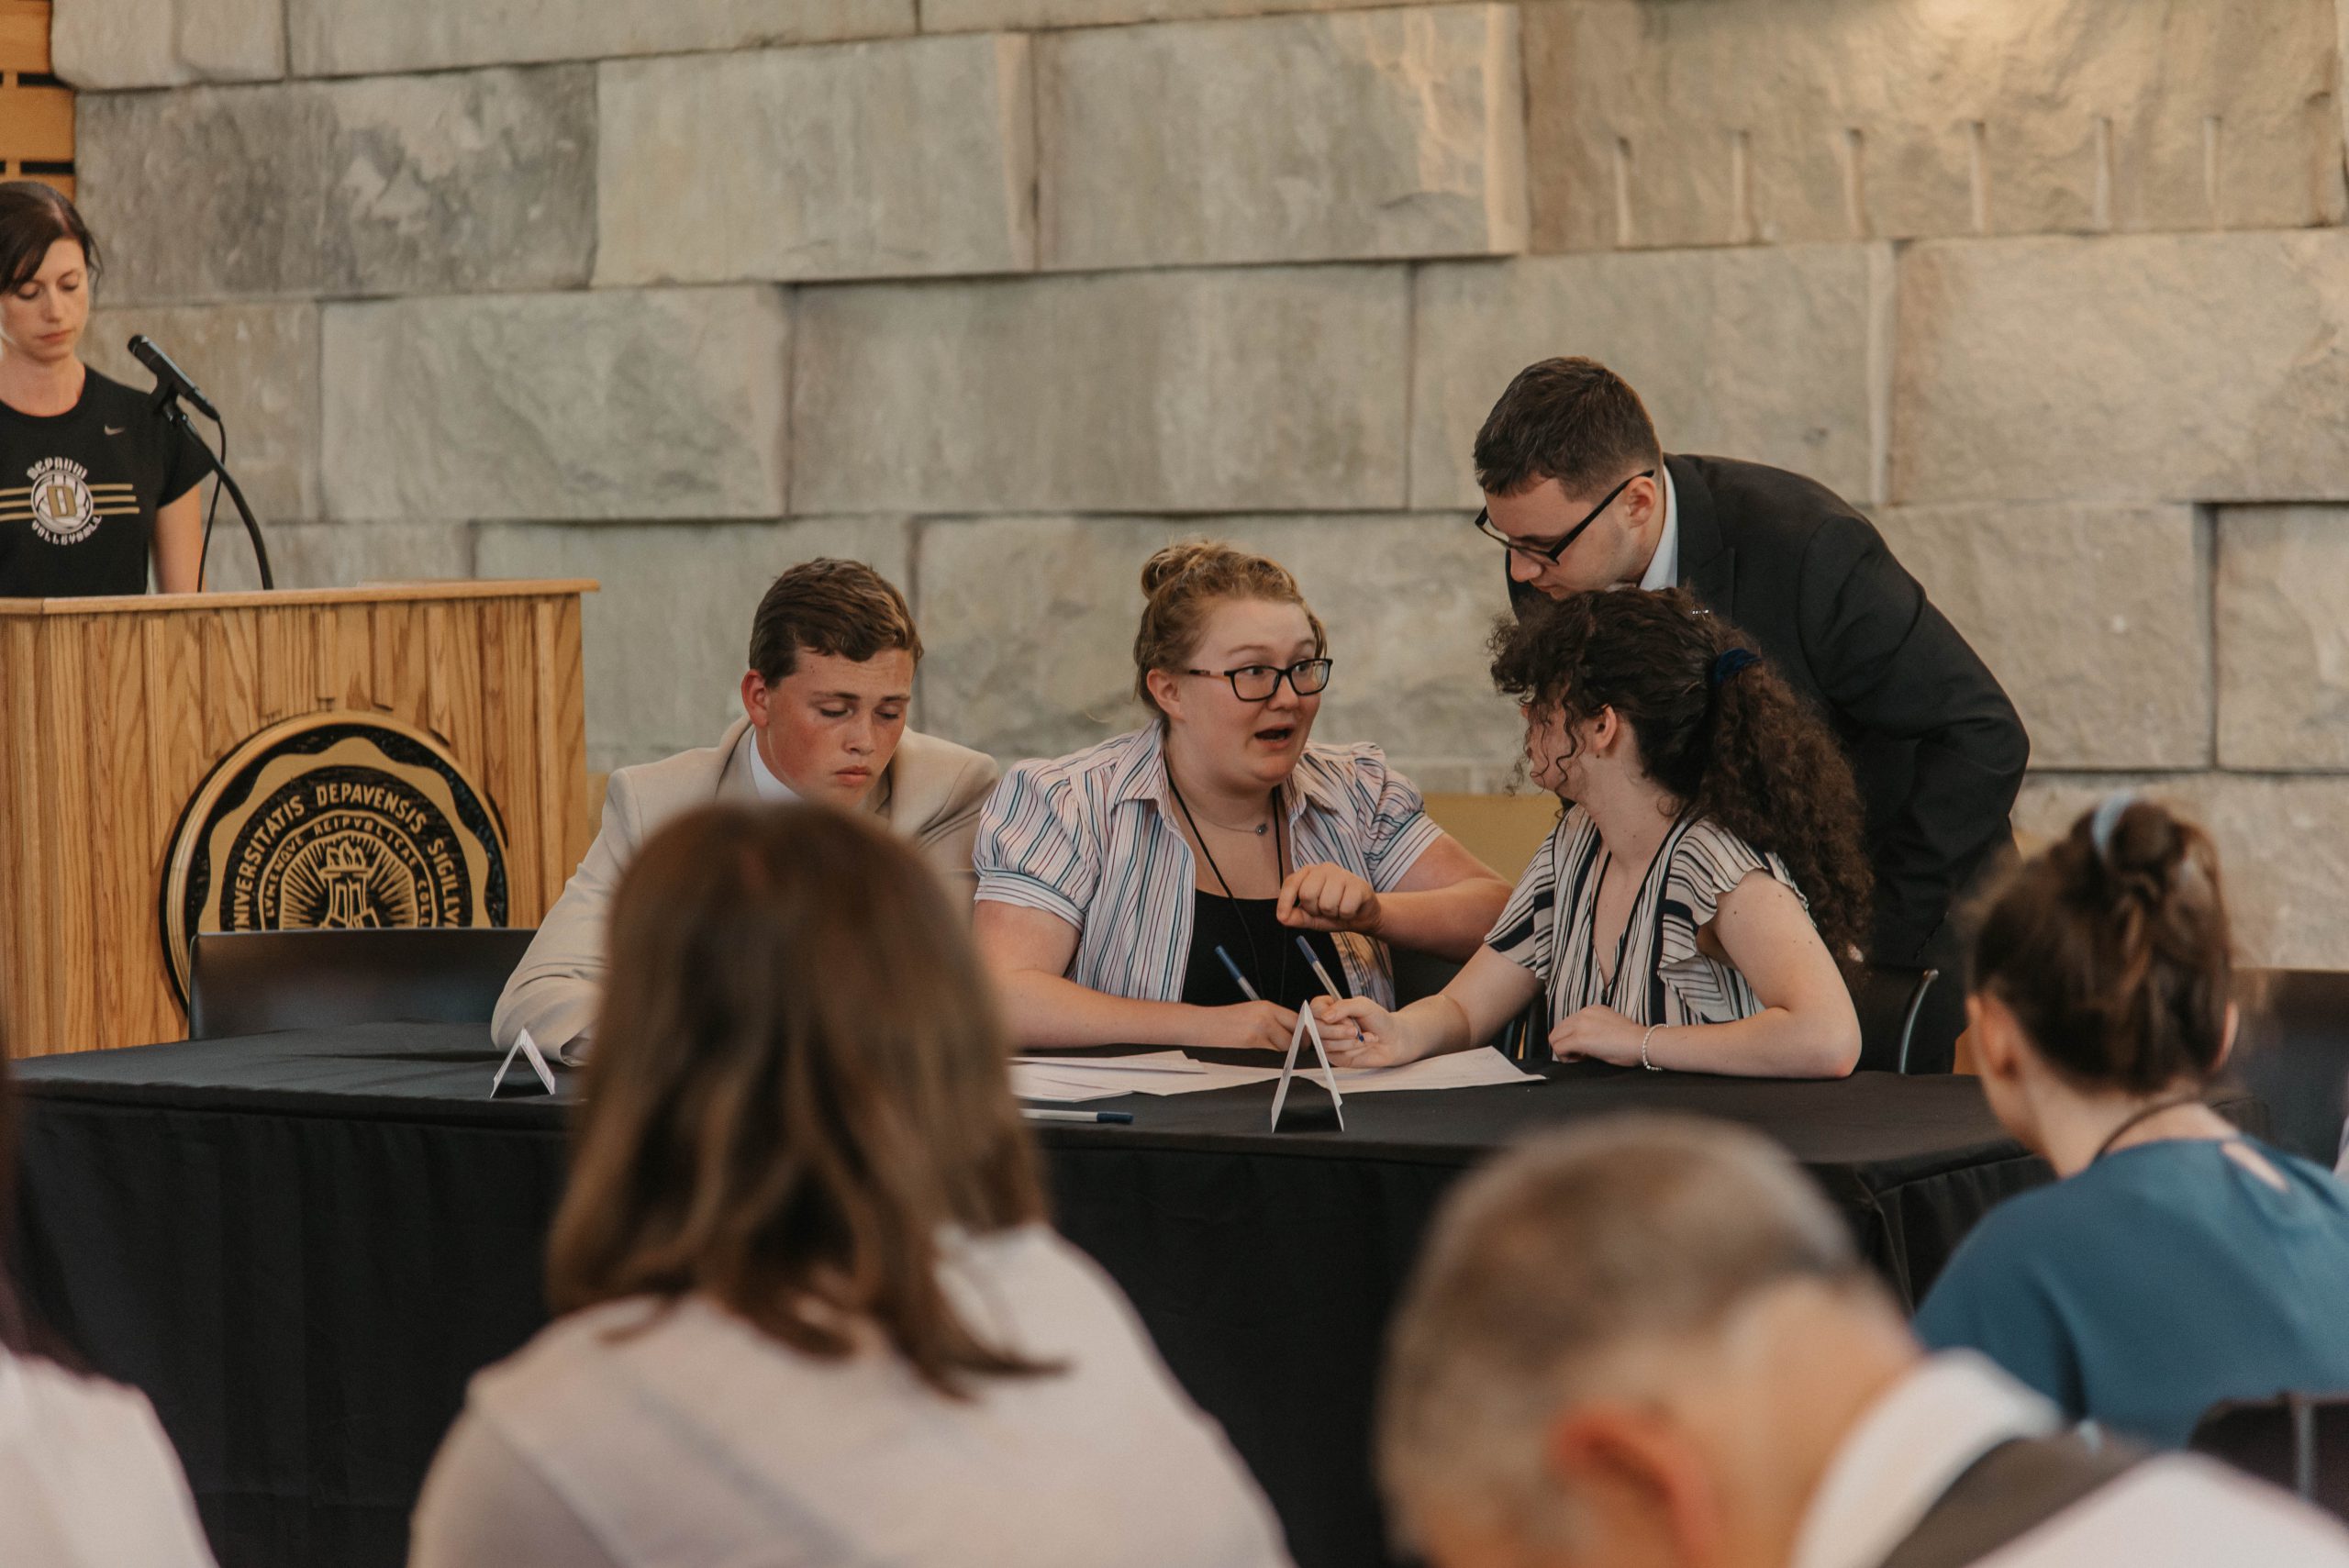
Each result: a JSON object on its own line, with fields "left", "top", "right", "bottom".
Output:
{"left": 1379, "top": 1116, "right": 1873, "bottom": 1546}
{"left": 746, "top": 559, "right": 922, "bottom": 685}
{"left": 1473, "top": 357, "right": 1663, "bottom": 499}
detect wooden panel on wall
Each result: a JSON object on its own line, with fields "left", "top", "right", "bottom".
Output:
{"left": 0, "top": 2, "right": 67, "bottom": 195}
{"left": 0, "top": 582, "right": 595, "bottom": 1057}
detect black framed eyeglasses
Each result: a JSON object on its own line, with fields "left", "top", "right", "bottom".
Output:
{"left": 1474, "top": 469, "right": 1655, "bottom": 563}
{"left": 1182, "top": 658, "right": 1334, "bottom": 702}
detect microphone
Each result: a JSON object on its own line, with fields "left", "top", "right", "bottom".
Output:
{"left": 128, "top": 334, "right": 220, "bottom": 422}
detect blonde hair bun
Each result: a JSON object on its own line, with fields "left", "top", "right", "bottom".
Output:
{"left": 1140, "top": 539, "right": 1235, "bottom": 600}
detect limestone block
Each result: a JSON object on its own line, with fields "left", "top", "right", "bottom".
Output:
{"left": 322, "top": 289, "right": 789, "bottom": 522}
{"left": 1525, "top": 0, "right": 2343, "bottom": 251}
{"left": 2016, "top": 773, "right": 2349, "bottom": 970}
{"left": 1870, "top": 505, "right": 2209, "bottom": 771}
{"left": 2216, "top": 506, "right": 2349, "bottom": 770}
{"left": 597, "top": 37, "right": 1035, "bottom": 286}
{"left": 1038, "top": 6, "right": 1526, "bottom": 271}
{"left": 478, "top": 518, "right": 911, "bottom": 772}
{"left": 1409, "top": 246, "right": 1889, "bottom": 510}
{"left": 85, "top": 303, "right": 318, "bottom": 523}
{"left": 76, "top": 67, "right": 594, "bottom": 304}
{"left": 929, "top": 0, "right": 1417, "bottom": 26}
{"left": 792, "top": 267, "right": 1408, "bottom": 514}
{"left": 53, "top": 0, "right": 284, "bottom": 88}
{"left": 1894, "top": 232, "right": 2349, "bottom": 505}
{"left": 915, "top": 514, "right": 1524, "bottom": 787}
{"left": 202, "top": 520, "right": 475, "bottom": 594}
{"left": 286, "top": 0, "right": 912, "bottom": 76}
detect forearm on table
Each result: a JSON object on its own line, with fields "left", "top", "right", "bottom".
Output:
{"left": 1638, "top": 1006, "right": 1857, "bottom": 1078}
{"left": 1371, "top": 879, "right": 1512, "bottom": 961}
{"left": 993, "top": 968, "right": 1206, "bottom": 1050}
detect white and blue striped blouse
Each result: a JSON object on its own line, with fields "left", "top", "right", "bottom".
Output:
{"left": 1487, "top": 806, "right": 1808, "bottom": 1029}
{"left": 974, "top": 726, "right": 1443, "bottom": 1008}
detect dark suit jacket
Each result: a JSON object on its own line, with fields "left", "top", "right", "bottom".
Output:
{"left": 1511, "top": 453, "right": 2030, "bottom": 966}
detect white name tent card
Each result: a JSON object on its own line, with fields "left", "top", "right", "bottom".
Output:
{"left": 1269, "top": 1007, "right": 1344, "bottom": 1132}
{"left": 490, "top": 1027, "right": 558, "bottom": 1098}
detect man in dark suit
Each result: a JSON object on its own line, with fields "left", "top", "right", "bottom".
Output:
{"left": 1477, "top": 358, "right": 2027, "bottom": 1072}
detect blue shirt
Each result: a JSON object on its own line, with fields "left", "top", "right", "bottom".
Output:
{"left": 1916, "top": 1136, "right": 2349, "bottom": 1447}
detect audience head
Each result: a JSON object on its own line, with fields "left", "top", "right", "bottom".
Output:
{"left": 549, "top": 803, "right": 1051, "bottom": 1398}
{"left": 740, "top": 559, "right": 923, "bottom": 808}
{"left": 1382, "top": 1116, "right": 1909, "bottom": 1568}
{"left": 1133, "top": 540, "right": 1330, "bottom": 792}
{"left": 0, "top": 182, "right": 96, "bottom": 370}
{"left": 1474, "top": 358, "right": 1667, "bottom": 598}
{"left": 1968, "top": 795, "right": 2235, "bottom": 1129}
{"left": 1489, "top": 587, "right": 1870, "bottom": 968}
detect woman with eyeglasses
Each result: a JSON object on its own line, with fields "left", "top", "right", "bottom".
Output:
{"left": 973, "top": 541, "right": 1511, "bottom": 1051}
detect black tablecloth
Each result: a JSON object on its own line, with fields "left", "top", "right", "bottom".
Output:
{"left": 11, "top": 1025, "right": 2229, "bottom": 1568}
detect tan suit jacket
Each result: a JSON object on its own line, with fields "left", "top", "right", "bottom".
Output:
{"left": 491, "top": 717, "right": 999, "bottom": 1054}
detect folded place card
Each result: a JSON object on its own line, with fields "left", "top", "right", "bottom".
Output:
{"left": 1270, "top": 1007, "right": 1344, "bottom": 1132}
{"left": 490, "top": 1027, "right": 558, "bottom": 1098}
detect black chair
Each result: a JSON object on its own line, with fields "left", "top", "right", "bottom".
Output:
{"left": 2226, "top": 968, "right": 2349, "bottom": 1165}
{"left": 186, "top": 927, "right": 539, "bottom": 1040}
{"left": 2191, "top": 1392, "right": 2349, "bottom": 1523}
{"left": 1850, "top": 965, "right": 1938, "bottom": 1075}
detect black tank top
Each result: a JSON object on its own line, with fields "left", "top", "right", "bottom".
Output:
{"left": 1178, "top": 890, "right": 1353, "bottom": 1013}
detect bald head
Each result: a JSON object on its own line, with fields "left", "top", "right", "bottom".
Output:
{"left": 1379, "top": 1116, "right": 1898, "bottom": 1558}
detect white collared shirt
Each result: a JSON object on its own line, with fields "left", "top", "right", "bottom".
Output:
{"left": 744, "top": 733, "right": 799, "bottom": 805}
{"left": 1791, "top": 1352, "right": 2349, "bottom": 1568}
{"left": 1635, "top": 463, "right": 1680, "bottom": 592}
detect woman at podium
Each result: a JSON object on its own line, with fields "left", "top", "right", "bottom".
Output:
{"left": 0, "top": 183, "right": 208, "bottom": 598}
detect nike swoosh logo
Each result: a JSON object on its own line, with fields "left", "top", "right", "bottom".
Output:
{"left": 103, "top": 425, "right": 125, "bottom": 435}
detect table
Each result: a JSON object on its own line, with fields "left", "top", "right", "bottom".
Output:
{"left": 11, "top": 1025, "right": 2208, "bottom": 1568}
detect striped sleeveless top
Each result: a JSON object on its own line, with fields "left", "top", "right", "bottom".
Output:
{"left": 1486, "top": 806, "right": 1809, "bottom": 1030}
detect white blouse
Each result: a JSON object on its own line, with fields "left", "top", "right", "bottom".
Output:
{"left": 0, "top": 1348, "right": 216, "bottom": 1568}
{"left": 410, "top": 1225, "right": 1294, "bottom": 1568}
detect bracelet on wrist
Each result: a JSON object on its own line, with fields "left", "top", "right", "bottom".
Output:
{"left": 1640, "top": 1023, "right": 1664, "bottom": 1072}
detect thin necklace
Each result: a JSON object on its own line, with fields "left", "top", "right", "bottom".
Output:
{"left": 1167, "top": 773, "right": 1289, "bottom": 1001}
{"left": 2090, "top": 1091, "right": 2206, "bottom": 1163}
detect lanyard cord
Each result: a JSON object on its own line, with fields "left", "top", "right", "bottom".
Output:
{"left": 1167, "top": 773, "right": 1289, "bottom": 1003}
{"left": 2090, "top": 1090, "right": 2207, "bottom": 1164}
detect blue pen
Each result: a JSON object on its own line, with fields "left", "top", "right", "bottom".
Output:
{"left": 1022, "top": 1107, "right": 1135, "bottom": 1124}
{"left": 1215, "top": 945, "right": 1262, "bottom": 1002}
{"left": 1294, "top": 935, "right": 1344, "bottom": 999}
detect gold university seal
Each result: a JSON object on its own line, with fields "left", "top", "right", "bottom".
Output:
{"left": 160, "top": 713, "right": 509, "bottom": 1004}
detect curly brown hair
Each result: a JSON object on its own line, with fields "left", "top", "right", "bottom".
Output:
{"left": 1489, "top": 589, "right": 1872, "bottom": 970}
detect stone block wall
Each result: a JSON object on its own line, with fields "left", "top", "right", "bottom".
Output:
{"left": 52, "top": 0, "right": 2349, "bottom": 964}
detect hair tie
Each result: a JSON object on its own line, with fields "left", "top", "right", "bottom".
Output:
{"left": 2088, "top": 790, "right": 2136, "bottom": 866}
{"left": 1709, "top": 648, "right": 1760, "bottom": 689}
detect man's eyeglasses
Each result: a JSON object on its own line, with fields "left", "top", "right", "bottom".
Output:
{"left": 1182, "top": 658, "right": 1334, "bottom": 702}
{"left": 1474, "top": 469, "right": 1655, "bottom": 564}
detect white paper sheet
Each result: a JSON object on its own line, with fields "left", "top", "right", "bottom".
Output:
{"left": 1314, "top": 1048, "right": 1538, "bottom": 1094}
{"left": 1007, "top": 1064, "right": 1134, "bottom": 1103}
{"left": 1011, "top": 1053, "right": 1286, "bottom": 1097}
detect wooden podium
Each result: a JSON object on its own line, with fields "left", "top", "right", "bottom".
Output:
{"left": 0, "top": 581, "right": 596, "bottom": 1057}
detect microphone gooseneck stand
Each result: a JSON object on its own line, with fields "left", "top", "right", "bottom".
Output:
{"left": 152, "top": 384, "right": 273, "bottom": 591}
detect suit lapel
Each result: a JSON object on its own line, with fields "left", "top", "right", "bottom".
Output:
{"left": 1670, "top": 454, "right": 1736, "bottom": 623}
{"left": 716, "top": 719, "right": 762, "bottom": 804}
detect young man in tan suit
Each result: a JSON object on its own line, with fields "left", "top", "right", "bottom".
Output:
{"left": 492, "top": 560, "right": 1000, "bottom": 1059}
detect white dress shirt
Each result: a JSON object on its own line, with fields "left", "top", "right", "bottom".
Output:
{"left": 744, "top": 733, "right": 798, "bottom": 804}
{"left": 1636, "top": 463, "right": 1681, "bottom": 591}
{"left": 1790, "top": 1352, "right": 2349, "bottom": 1568}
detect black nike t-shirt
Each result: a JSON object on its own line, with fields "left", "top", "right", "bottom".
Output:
{"left": 0, "top": 368, "right": 211, "bottom": 597}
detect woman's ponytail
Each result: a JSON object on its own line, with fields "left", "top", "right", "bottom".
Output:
{"left": 1973, "top": 795, "right": 2232, "bottom": 1091}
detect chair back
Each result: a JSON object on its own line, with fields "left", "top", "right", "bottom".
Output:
{"left": 2191, "top": 1392, "right": 2349, "bottom": 1523}
{"left": 187, "top": 928, "right": 538, "bottom": 1040}
{"left": 2229, "top": 968, "right": 2349, "bottom": 1164}
{"left": 1850, "top": 965, "right": 1937, "bottom": 1074}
